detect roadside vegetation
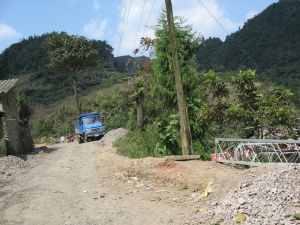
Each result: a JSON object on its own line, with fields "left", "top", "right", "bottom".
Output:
{"left": 115, "top": 12, "right": 299, "bottom": 159}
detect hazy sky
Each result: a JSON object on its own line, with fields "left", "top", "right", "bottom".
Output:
{"left": 0, "top": 0, "right": 278, "bottom": 55}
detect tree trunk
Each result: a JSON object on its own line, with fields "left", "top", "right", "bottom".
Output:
{"left": 136, "top": 98, "right": 144, "bottom": 131}
{"left": 72, "top": 73, "right": 81, "bottom": 114}
{"left": 165, "top": 0, "right": 192, "bottom": 155}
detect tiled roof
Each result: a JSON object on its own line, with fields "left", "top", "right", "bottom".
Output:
{"left": 0, "top": 79, "right": 18, "bottom": 94}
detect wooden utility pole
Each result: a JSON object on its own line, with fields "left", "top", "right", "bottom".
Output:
{"left": 165, "top": 0, "right": 192, "bottom": 155}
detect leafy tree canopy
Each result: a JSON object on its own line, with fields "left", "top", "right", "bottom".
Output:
{"left": 44, "top": 32, "right": 98, "bottom": 73}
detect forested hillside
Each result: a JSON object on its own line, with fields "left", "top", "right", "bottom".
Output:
{"left": 197, "top": 0, "right": 300, "bottom": 104}
{"left": 0, "top": 33, "right": 151, "bottom": 105}
{"left": 0, "top": 33, "right": 118, "bottom": 105}
{"left": 114, "top": 55, "right": 148, "bottom": 74}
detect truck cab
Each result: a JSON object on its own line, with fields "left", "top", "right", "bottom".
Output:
{"left": 75, "top": 112, "right": 106, "bottom": 144}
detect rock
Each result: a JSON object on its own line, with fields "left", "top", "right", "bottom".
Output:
{"left": 0, "top": 155, "right": 29, "bottom": 176}
{"left": 205, "top": 168, "right": 300, "bottom": 225}
{"left": 98, "top": 128, "right": 128, "bottom": 146}
{"left": 238, "top": 198, "right": 246, "bottom": 205}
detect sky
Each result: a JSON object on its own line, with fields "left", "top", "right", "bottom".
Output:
{"left": 0, "top": 0, "right": 278, "bottom": 56}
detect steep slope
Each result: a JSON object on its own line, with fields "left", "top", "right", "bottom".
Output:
{"left": 114, "top": 55, "right": 149, "bottom": 74}
{"left": 0, "top": 33, "right": 117, "bottom": 105}
{"left": 197, "top": 0, "right": 300, "bottom": 88}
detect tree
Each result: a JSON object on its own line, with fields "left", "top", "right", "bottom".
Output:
{"left": 127, "top": 58, "right": 152, "bottom": 131}
{"left": 154, "top": 9, "right": 201, "bottom": 155}
{"left": 225, "top": 69, "right": 298, "bottom": 138}
{"left": 16, "top": 94, "right": 32, "bottom": 127}
{"left": 258, "top": 87, "right": 297, "bottom": 138}
{"left": 44, "top": 32, "right": 97, "bottom": 113}
{"left": 153, "top": 12, "right": 201, "bottom": 108}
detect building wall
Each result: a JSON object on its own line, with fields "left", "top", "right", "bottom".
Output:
{"left": 0, "top": 139, "right": 7, "bottom": 156}
{"left": 0, "top": 118, "right": 3, "bottom": 138}
{"left": 2, "top": 91, "right": 19, "bottom": 154}
{"left": 0, "top": 97, "right": 6, "bottom": 156}
{"left": 1, "top": 90, "right": 34, "bottom": 155}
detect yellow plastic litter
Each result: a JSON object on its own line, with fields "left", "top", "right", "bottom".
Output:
{"left": 235, "top": 213, "right": 246, "bottom": 223}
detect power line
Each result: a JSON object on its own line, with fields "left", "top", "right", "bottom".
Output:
{"left": 134, "top": 0, "right": 147, "bottom": 46}
{"left": 116, "top": 0, "right": 128, "bottom": 57}
{"left": 134, "top": 0, "right": 156, "bottom": 56}
{"left": 142, "top": 0, "right": 156, "bottom": 37}
{"left": 117, "top": 0, "right": 133, "bottom": 57}
{"left": 197, "top": 0, "right": 258, "bottom": 68}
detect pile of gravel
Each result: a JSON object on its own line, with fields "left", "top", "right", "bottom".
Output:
{"left": 207, "top": 168, "right": 300, "bottom": 225}
{"left": 0, "top": 155, "right": 28, "bottom": 176}
{"left": 98, "top": 128, "right": 128, "bottom": 146}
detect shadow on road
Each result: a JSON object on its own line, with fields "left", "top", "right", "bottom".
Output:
{"left": 19, "top": 146, "right": 60, "bottom": 161}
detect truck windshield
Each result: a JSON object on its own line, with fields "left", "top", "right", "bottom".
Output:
{"left": 82, "top": 116, "right": 100, "bottom": 125}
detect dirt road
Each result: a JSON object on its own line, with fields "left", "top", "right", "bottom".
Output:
{"left": 0, "top": 141, "right": 200, "bottom": 225}
{"left": 1, "top": 132, "right": 298, "bottom": 225}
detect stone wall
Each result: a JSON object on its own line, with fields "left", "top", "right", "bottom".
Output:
{"left": 0, "top": 91, "right": 34, "bottom": 155}
{"left": 0, "top": 139, "right": 7, "bottom": 156}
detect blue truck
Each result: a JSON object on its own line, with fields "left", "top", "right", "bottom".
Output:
{"left": 74, "top": 112, "right": 106, "bottom": 144}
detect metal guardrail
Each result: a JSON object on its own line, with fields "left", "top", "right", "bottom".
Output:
{"left": 214, "top": 138, "right": 300, "bottom": 167}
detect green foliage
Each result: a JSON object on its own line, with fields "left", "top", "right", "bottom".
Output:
{"left": 196, "top": 0, "right": 300, "bottom": 105}
{"left": 192, "top": 140, "right": 211, "bottom": 160}
{"left": 16, "top": 94, "right": 32, "bottom": 127}
{"left": 31, "top": 85, "right": 131, "bottom": 139}
{"left": 153, "top": 11, "right": 202, "bottom": 108}
{"left": 0, "top": 33, "right": 114, "bottom": 105}
{"left": 233, "top": 69, "right": 259, "bottom": 111}
{"left": 0, "top": 35, "right": 49, "bottom": 78}
{"left": 131, "top": 77, "right": 145, "bottom": 103}
{"left": 91, "top": 87, "right": 132, "bottom": 129}
{"left": 114, "top": 124, "right": 168, "bottom": 158}
{"left": 53, "top": 106, "right": 77, "bottom": 136}
{"left": 32, "top": 119, "right": 54, "bottom": 139}
{"left": 114, "top": 55, "right": 148, "bottom": 74}
{"left": 44, "top": 32, "right": 99, "bottom": 112}
{"left": 44, "top": 32, "right": 98, "bottom": 73}
{"left": 258, "top": 87, "right": 298, "bottom": 137}
{"left": 224, "top": 69, "right": 298, "bottom": 138}
{"left": 116, "top": 67, "right": 299, "bottom": 159}
{"left": 154, "top": 114, "right": 180, "bottom": 154}
{"left": 203, "top": 70, "right": 229, "bottom": 98}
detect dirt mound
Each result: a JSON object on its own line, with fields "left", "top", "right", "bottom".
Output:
{"left": 204, "top": 168, "right": 300, "bottom": 225}
{"left": 158, "top": 159, "right": 178, "bottom": 169}
{"left": 0, "top": 155, "right": 28, "bottom": 176}
{"left": 0, "top": 146, "right": 48, "bottom": 181}
{"left": 98, "top": 128, "right": 128, "bottom": 146}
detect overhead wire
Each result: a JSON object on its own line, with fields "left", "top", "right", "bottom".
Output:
{"left": 197, "top": 0, "right": 258, "bottom": 68}
{"left": 134, "top": 0, "right": 147, "bottom": 46}
{"left": 132, "top": 0, "right": 156, "bottom": 56}
{"left": 142, "top": 0, "right": 156, "bottom": 38}
{"left": 116, "top": 0, "right": 128, "bottom": 57}
{"left": 117, "top": 0, "right": 133, "bottom": 57}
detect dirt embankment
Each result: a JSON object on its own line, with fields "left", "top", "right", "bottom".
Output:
{"left": 96, "top": 129, "right": 300, "bottom": 224}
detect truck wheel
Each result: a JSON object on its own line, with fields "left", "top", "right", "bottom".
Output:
{"left": 83, "top": 134, "right": 87, "bottom": 143}
{"left": 77, "top": 135, "right": 83, "bottom": 144}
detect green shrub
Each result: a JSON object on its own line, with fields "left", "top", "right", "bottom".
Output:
{"left": 192, "top": 140, "right": 212, "bottom": 160}
{"left": 114, "top": 124, "right": 168, "bottom": 158}
{"left": 32, "top": 118, "right": 54, "bottom": 139}
{"left": 92, "top": 86, "right": 132, "bottom": 130}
